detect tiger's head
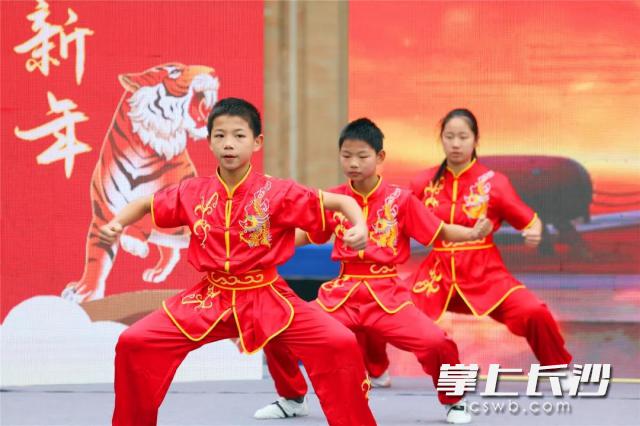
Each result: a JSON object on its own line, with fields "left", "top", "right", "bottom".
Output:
{"left": 119, "top": 63, "right": 219, "bottom": 160}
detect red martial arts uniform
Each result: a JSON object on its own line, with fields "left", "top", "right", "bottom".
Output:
{"left": 264, "top": 177, "right": 463, "bottom": 405}
{"left": 363, "top": 159, "right": 572, "bottom": 374}
{"left": 112, "top": 166, "right": 376, "bottom": 426}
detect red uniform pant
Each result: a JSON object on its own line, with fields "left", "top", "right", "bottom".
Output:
{"left": 361, "top": 287, "right": 573, "bottom": 375}
{"left": 264, "top": 284, "right": 462, "bottom": 405}
{"left": 112, "top": 288, "right": 376, "bottom": 426}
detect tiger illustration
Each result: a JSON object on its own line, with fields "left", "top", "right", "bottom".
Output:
{"left": 62, "top": 64, "right": 219, "bottom": 303}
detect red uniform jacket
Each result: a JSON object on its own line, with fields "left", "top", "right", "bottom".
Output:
{"left": 308, "top": 177, "right": 444, "bottom": 313}
{"left": 409, "top": 159, "right": 537, "bottom": 321}
{"left": 151, "top": 166, "right": 326, "bottom": 353}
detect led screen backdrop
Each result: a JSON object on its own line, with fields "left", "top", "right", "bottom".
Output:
{"left": 349, "top": 1, "right": 640, "bottom": 377}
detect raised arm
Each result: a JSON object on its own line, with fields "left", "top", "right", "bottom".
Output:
{"left": 438, "top": 218, "right": 492, "bottom": 243}
{"left": 322, "top": 191, "right": 367, "bottom": 250}
{"left": 521, "top": 216, "right": 542, "bottom": 247}
{"left": 98, "top": 196, "right": 152, "bottom": 245}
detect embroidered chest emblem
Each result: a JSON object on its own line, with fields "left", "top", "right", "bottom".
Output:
{"left": 370, "top": 188, "right": 401, "bottom": 255}
{"left": 463, "top": 171, "right": 494, "bottom": 219}
{"left": 193, "top": 193, "right": 219, "bottom": 248}
{"left": 423, "top": 177, "right": 444, "bottom": 209}
{"left": 239, "top": 180, "right": 272, "bottom": 248}
{"left": 332, "top": 211, "right": 349, "bottom": 240}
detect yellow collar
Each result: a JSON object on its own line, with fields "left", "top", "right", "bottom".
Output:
{"left": 216, "top": 165, "right": 252, "bottom": 198}
{"left": 446, "top": 158, "right": 476, "bottom": 178}
{"left": 349, "top": 176, "right": 383, "bottom": 203}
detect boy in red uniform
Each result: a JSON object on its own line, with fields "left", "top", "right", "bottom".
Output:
{"left": 102, "top": 98, "right": 377, "bottom": 426}
{"left": 255, "top": 118, "right": 493, "bottom": 424}
{"left": 361, "top": 108, "right": 573, "bottom": 389}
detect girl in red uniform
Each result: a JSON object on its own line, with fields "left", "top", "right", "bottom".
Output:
{"left": 362, "top": 108, "right": 572, "bottom": 386}
{"left": 104, "top": 98, "right": 378, "bottom": 426}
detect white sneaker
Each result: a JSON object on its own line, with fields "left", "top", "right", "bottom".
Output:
{"left": 445, "top": 400, "right": 472, "bottom": 424}
{"left": 370, "top": 369, "right": 391, "bottom": 388}
{"left": 253, "top": 397, "right": 309, "bottom": 419}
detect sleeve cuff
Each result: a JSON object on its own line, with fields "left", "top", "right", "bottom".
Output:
{"left": 427, "top": 220, "right": 445, "bottom": 247}
{"left": 305, "top": 232, "right": 320, "bottom": 245}
{"left": 150, "top": 193, "right": 157, "bottom": 227}
{"left": 318, "top": 190, "right": 326, "bottom": 232}
{"left": 521, "top": 213, "right": 539, "bottom": 231}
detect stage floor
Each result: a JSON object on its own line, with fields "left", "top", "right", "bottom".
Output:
{"left": 2, "top": 377, "right": 638, "bottom": 425}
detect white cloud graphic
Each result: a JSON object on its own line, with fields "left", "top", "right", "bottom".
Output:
{"left": 1, "top": 296, "right": 261, "bottom": 386}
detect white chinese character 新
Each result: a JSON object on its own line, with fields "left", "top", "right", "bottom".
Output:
{"left": 14, "top": 91, "right": 91, "bottom": 178}
{"left": 437, "top": 364, "right": 479, "bottom": 396}
{"left": 14, "top": 0, "right": 94, "bottom": 84}
{"left": 481, "top": 364, "right": 522, "bottom": 397}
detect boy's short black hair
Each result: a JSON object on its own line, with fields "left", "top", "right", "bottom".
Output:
{"left": 207, "top": 97, "right": 262, "bottom": 138}
{"left": 338, "top": 118, "right": 384, "bottom": 153}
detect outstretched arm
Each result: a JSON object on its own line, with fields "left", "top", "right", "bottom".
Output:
{"left": 98, "top": 196, "right": 152, "bottom": 245}
{"left": 521, "top": 216, "right": 543, "bottom": 247}
{"left": 439, "top": 217, "right": 492, "bottom": 242}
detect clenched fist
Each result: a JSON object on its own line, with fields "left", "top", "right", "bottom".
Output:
{"left": 98, "top": 222, "right": 124, "bottom": 245}
{"left": 343, "top": 223, "right": 368, "bottom": 251}
{"left": 471, "top": 217, "right": 493, "bottom": 240}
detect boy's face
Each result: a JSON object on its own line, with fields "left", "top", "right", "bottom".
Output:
{"left": 339, "top": 139, "right": 384, "bottom": 183}
{"left": 209, "top": 114, "right": 263, "bottom": 172}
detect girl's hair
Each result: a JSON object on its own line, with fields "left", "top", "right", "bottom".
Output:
{"left": 432, "top": 108, "right": 479, "bottom": 184}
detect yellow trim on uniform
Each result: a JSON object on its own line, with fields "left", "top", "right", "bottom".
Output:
{"left": 349, "top": 175, "right": 383, "bottom": 202}
{"left": 458, "top": 284, "right": 526, "bottom": 317}
{"left": 209, "top": 275, "right": 279, "bottom": 291}
{"left": 162, "top": 301, "right": 232, "bottom": 342}
{"left": 449, "top": 180, "right": 458, "bottom": 223}
{"left": 233, "top": 284, "right": 295, "bottom": 355}
{"left": 305, "top": 232, "right": 321, "bottom": 245}
{"left": 362, "top": 281, "right": 413, "bottom": 314}
{"left": 358, "top": 204, "right": 369, "bottom": 260}
{"left": 342, "top": 273, "right": 398, "bottom": 280}
{"left": 434, "top": 285, "right": 457, "bottom": 323}
{"left": 216, "top": 165, "right": 252, "bottom": 272}
{"left": 446, "top": 158, "right": 476, "bottom": 178}
{"left": 150, "top": 193, "right": 157, "bottom": 227}
{"left": 434, "top": 244, "right": 494, "bottom": 252}
{"left": 427, "top": 220, "right": 445, "bottom": 247}
{"left": 316, "top": 281, "right": 363, "bottom": 312}
{"left": 521, "top": 213, "right": 539, "bottom": 231}
{"left": 450, "top": 255, "right": 457, "bottom": 282}
{"left": 224, "top": 200, "right": 232, "bottom": 252}
{"left": 318, "top": 190, "right": 326, "bottom": 231}
{"left": 216, "top": 165, "right": 252, "bottom": 198}
{"left": 434, "top": 284, "right": 527, "bottom": 323}
{"left": 224, "top": 198, "right": 232, "bottom": 272}
{"left": 224, "top": 231, "right": 231, "bottom": 252}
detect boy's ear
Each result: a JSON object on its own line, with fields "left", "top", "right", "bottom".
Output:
{"left": 253, "top": 134, "right": 264, "bottom": 152}
{"left": 377, "top": 150, "right": 386, "bottom": 164}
